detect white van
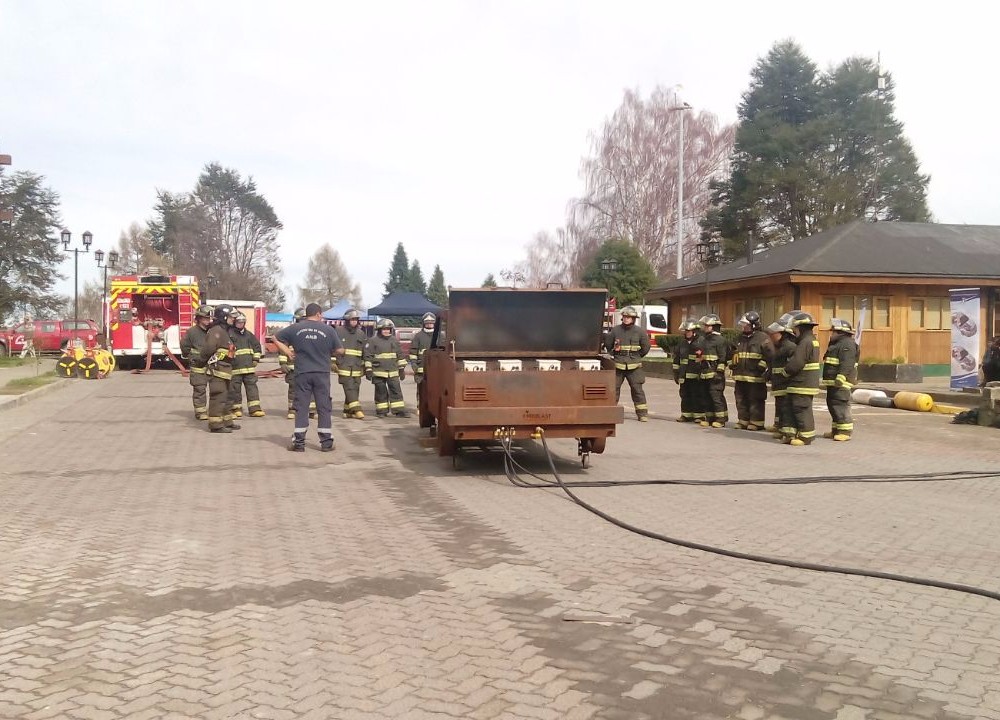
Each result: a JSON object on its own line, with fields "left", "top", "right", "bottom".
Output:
{"left": 610, "top": 304, "right": 670, "bottom": 341}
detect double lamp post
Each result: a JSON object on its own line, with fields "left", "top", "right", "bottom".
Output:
{"left": 94, "top": 247, "right": 119, "bottom": 346}
{"left": 60, "top": 229, "right": 92, "bottom": 343}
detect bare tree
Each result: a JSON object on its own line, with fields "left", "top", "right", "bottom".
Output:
{"left": 115, "top": 222, "right": 166, "bottom": 274}
{"left": 297, "top": 243, "right": 362, "bottom": 309}
{"left": 574, "top": 87, "right": 735, "bottom": 278}
{"left": 514, "top": 229, "right": 577, "bottom": 287}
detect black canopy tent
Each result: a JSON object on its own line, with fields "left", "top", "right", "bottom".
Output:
{"left": 367, "top": 292, "right": 443, "bottom": 317}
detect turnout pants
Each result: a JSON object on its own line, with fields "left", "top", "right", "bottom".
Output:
{"left": 373, "top": 376, "right": 404, "bottom": 415}
{"left": 293, "top": 372, "right": 333, "bottom": 448}
{"left": 339, "top": 374, "right": 363, "bottom": 414}
{"left": 615, "top": 368, "right": 647, "bottom": 419}
{"left": 686, "top": 378, "right": 709, "bottom": 422}
{"left": 679, "top": 381, "right": 698, "bottom": 420}
{"left": 774, "top": 393, "right": 793, "bottom": 439}
{"left": 189, "top": 369, "right": 208, "bottom": 418}
{"left": 788, "top": 393, "right": 816, "bottom": 443}
{"left": 230, "top": 372, "right": 261, "bottom": 413}
{"left": 826, "top": 387, "right": 853, "bottom": 436}
{"left": 707, "top": 376, "right": 729, "bottom": 422}
{"left": 734, "top": 381, "right": 767, "bottom": 426}
{"left": 207, "top": 364, "right": 235, "bottom": 431}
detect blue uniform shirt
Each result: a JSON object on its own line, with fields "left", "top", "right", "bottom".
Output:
{"left": 275, "top": 320, "right": 343, "bottom": 374}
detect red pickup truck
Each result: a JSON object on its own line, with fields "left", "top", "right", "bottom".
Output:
{"left": 0, "top": 319, "right": 100, "bottom": 356}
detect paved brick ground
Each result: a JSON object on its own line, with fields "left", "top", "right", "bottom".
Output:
{"left": 1, "top": 364, "right": 999, "bottom": 719}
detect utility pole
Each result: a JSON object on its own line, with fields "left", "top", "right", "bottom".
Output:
{"left": 670, "top": 100, "right": 693, "bottom": 280}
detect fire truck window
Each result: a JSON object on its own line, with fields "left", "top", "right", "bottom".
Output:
{"left": 649, "top": 314, "right": 667, "bottom": 329}
{"left": 41, "top": 323, "right": 57, "bottom": 333}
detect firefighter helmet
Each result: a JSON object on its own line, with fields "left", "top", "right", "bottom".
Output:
{"left": 376, "top": 318, "right": 395, "bottom": 331}
{"left": 343, "top": 308, "right": 360, "bottom": 321}
{"left": 213, "top": 304, "right": 234, "bottom": 323}
{"left": 680, "top": 320, "right": 699, "bottom": 332}
{"left": 789, "top": 311, "right": 818, "bottom": 328}
{"left": 700, "top": 313, "right": 722, "bottom": 327}
{"left": 421, "top": 312, "right": 436, "bottom": 325}
{"left": 765, "top": 321, "right": 786, "bottom": 334}
{"left": 830, "top": 318, "right": 854, "bottom": 334}
{"left": 194, "top": 305, "right": 213, "bottom": 319}
{"left": 621, "top": 306, "right": 639, "bottom": 319}
{"left": 233, "top": 312, "right": 246, "bottom": 325}
{"left": 293, "top": 307, "right": 306, "bottom": 322}
{"left": 738, "top": 310, "right": 761, "bottom": 331}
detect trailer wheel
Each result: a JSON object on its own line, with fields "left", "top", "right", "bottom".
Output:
{"left": 581, "top": 453, "right": 590, "bottom": 469}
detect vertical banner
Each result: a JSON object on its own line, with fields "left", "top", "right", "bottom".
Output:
{"left": 950, "top": 288, "right": 981, "bottom": 389}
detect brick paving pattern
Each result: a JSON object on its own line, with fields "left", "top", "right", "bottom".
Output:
{"left": 0, "top": 363, "right": 998, "bottom": 719}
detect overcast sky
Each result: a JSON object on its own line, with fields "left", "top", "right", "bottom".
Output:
{"left": 2, "top": 1, "right": 993, "bottom": 310}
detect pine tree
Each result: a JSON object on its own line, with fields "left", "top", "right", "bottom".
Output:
{"left": 580, "top": 239, "right": 656, "bottom": 306}
{"left": 407, "top": 260, "right": 427, "bottom": 295}
{"left": 383, "top": 242, "right": 410, "bottom": 297}
{"left": 481, "top": 273, "right": 497, "bottom": 288}
{"left": 702, "top": 40, "right": 930, "bottom": 257}
{"left": 427, "top": 265, "right": 448, "bottom": 307}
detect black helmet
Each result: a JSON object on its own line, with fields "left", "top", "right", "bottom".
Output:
{"left": 738, "top": 310, "right": 761, "bottom": 331}
{"left": 213, "top": 304, "right": 234, "bottom": 323}
{"left": 343, "top": 308, "right": 360, "bottom": 321}
{"left": 293, "top": 307, "right": 306, "bottom": 322}
{"left": 194, "top": 305, "right": 213, "bottom": 319}
{"left": 789, "top": 311, "right": 818, "bottom": 329}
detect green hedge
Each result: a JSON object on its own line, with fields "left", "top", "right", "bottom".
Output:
{"left": 656, "top": 329, "right": 740, "bottom": 354}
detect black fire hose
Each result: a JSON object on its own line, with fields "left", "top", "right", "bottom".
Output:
{"left": 496, "top": 431, "right": 1000, "bottom": 603}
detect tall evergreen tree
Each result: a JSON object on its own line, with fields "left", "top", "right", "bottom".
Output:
{"left": 0, "top": 168, "right": 64, "bottom": 322}
{"left": 407, "top": 260, "right": 427, "bottom": 295}
{"left": 427, "top": 264, "right": 448, "bottom": 308}
{"left": 702, "top": 41, "right": 930, "bottom": 258}
{"left": 383, "top": 242, "right": 410, "bottom": 297}
{"left": 481, "top": 273, "right": 497, "bottom": 288}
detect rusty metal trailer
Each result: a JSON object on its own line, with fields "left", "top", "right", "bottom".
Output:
{"left": 419, "top": 288, "right": 624, "bottom": 466}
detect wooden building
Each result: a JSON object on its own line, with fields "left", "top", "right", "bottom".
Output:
{"left": 645, "top": 222, "right": 1000, "bottom": 374}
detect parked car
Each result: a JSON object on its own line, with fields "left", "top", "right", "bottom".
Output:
{"left": 395, "top": 327, "right": 420, "bottom": 357}
{"left": 0, "top": 319, "right": 100, "bottom": 356}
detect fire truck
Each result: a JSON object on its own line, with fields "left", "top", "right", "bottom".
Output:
{"left": 108, "top": 271, "right": 200, "bottom": 369}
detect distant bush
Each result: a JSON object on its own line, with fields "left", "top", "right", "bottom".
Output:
{"left": 656, "top": 334, "right": 681, "bottom": 353}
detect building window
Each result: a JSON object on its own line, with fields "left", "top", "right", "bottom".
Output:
{"left": 820, "top": 296, "right": 890, "bottom": 329}
{"left": 909, "top": 297, "right": 948, "bottom": 330}
{"left": 734, "top": 297, "right": 784, "bottom": 325}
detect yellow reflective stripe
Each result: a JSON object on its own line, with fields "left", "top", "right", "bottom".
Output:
{"left": 214, "top": 349, "right": 229, "bottom": 360}
{"left": 773, "top": 389, "right": 788, "bottom": 397}
{"left": 821, "top": 379, "right": 835, "bottom": 386}
{"left": 374, "top": 371, "right": 395, "bottom": 377}
{"left": 190, "top": 366, "right": 207, "bottom": 374}
{"left": 735, "top": 352, "right": 763, "bottom": 360}
{"left": 786, "top": 387, "right": 819, "bottom": 395}
{"left": 389, "top": 401, "right": 405, "bottom": 408}
{"left": 232, "top": 368, "right": 256, "bottom": 375}
{"left": 803, "top": 363, "right": 821, "bottom": 370}
{"left": 408, "top": 354, "right": 418, "bottom": 361}
{"left": 278, "top": 354, "right": 289, "bottom": 362}
{"left": 397, "top": 360, "right": 407, "bottom": 367}
{"left": 375, "top": 352, "right": 396, "bottom": 359}
{"left": 234, "top": 348, "right": 254, "bottom": 356}
{"left": 337, "top": 369, "right": 363, "bottom": 377}
{"left": 825, "top": 357, "right": 841, "bottom": 365}
{"left": 344, "top": 349, "right": 363, "bottom": 356}
{"left": 634, "top": 403, "right": 648, "bottom": 410}
{"left": 614, "top": 363, "right": 642, "bottom": 370}
{"left": 733, "top": 375, "right": 766, "bottom": 383}
{"left": 375, "top": 402, "right": 390, "bottom": 409}
{"left": 618, "top": 345, "right": 643, "bottom": 351}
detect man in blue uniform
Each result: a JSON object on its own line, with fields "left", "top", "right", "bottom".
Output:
{"left": 274, "top": 303, "right": 344, "bottom": 452}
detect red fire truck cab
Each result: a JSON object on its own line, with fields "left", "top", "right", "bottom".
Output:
{"left": 108, "top": 271, "right": 199, "bottom": 369}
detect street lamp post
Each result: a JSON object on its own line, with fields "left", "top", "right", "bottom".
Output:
{"left": 670, "top": 101, "right": 693, "bottom": 280}
{"left": 204, "top": 272, "right": 219, "bottom": 305}
{"left": 95, "top": 249, "right": 120, "bottom": 347}
{"left": 695, "top": 237, "right": 721, "bottom": 313}
{"left": 61, "top": 229, "right": 93, "bottom": 346}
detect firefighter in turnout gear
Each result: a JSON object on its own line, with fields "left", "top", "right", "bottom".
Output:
{"left": 685, "top": 320, "right": 710, "bottom": 426}
{"left": 199, "top": 304, "right": 239, "bottom": 433}
{"left": 229, "top": 312, "right": 264, "bottom": 417}
{"left": 767, "top": 316, "right": 798, "bottom": 441}
{"left": 731, "top": 311, "right": 773, "bottom": 430}
{"left": 698, "top": 314, "right": 730, "bottom": 427}
{"left": 822, "top": 319, "right": 859, "bottom": 441}
{"left": 782, "top": 311, "right": 821, "bottom": 446}
{"left": 364, "top": 319, "right": 409, "bottom": 417}
{"left": 604, "top": 306, "right": 651, "bottom": 421}
{"left": 334, "top": 308, "right": 367, "bottom": 419}
{"left": 672, "top": 320, "right": 700, "bottom": 422}
{"left": 280, "top": 308, "right": 315, "bottom": 420}
{"left": 409, "top": 312, "right": 444, "bottom": 415}
{"left": 180, "top": 304, "right": 214, "bottom": 420}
